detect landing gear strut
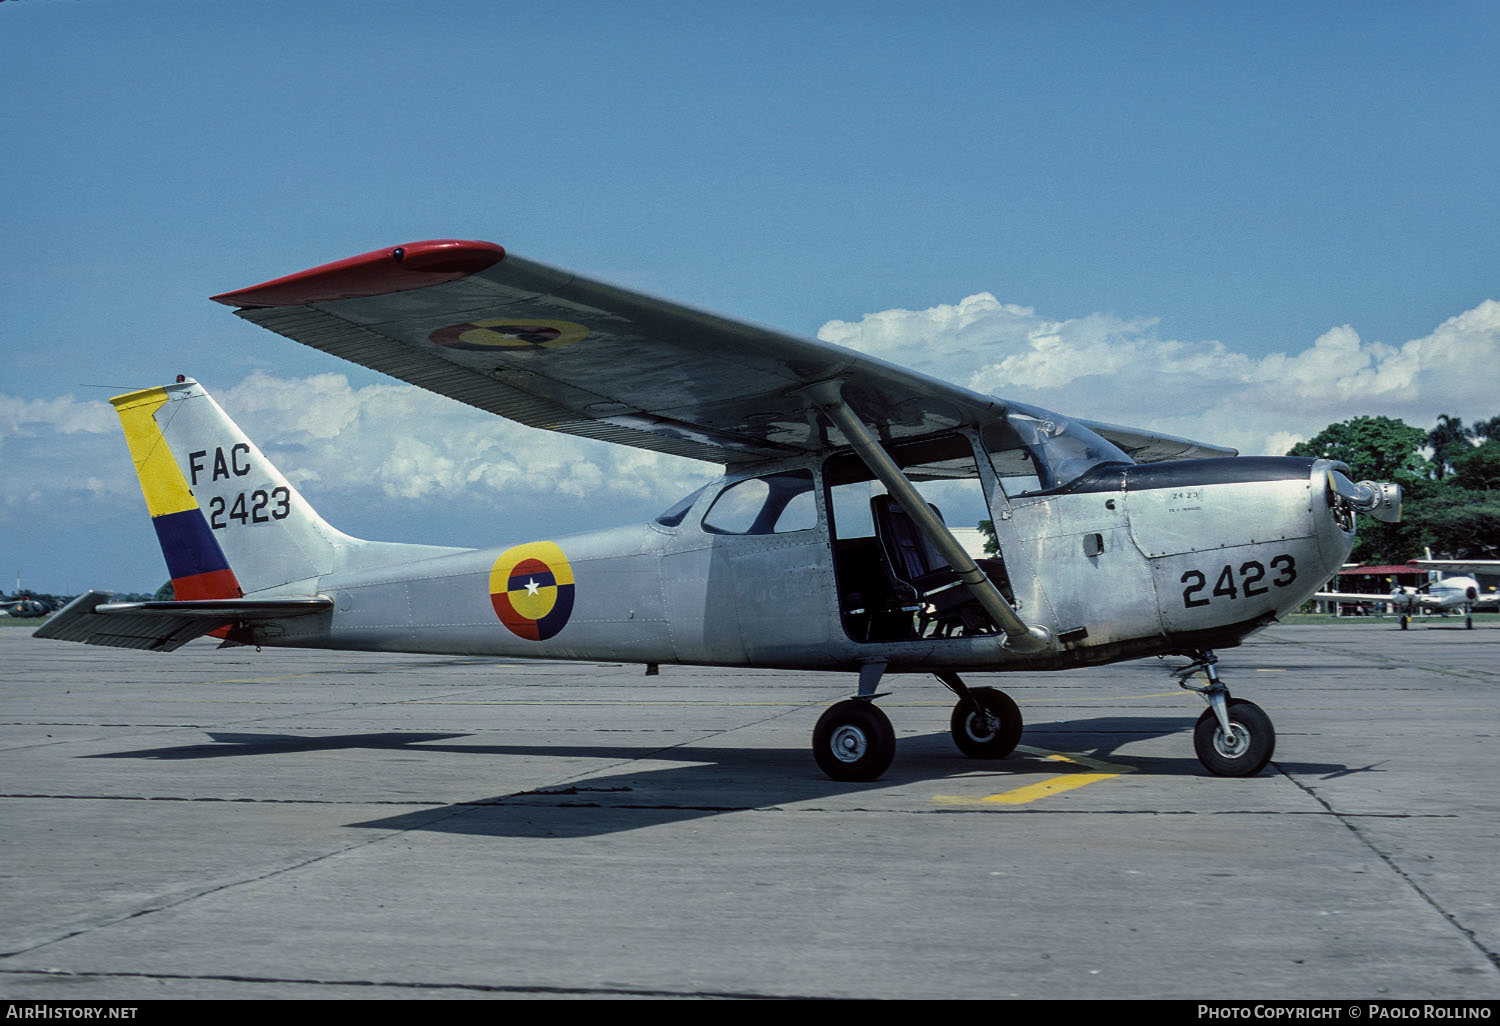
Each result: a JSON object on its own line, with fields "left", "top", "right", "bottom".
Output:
{"left": 937, "top": 671, "right": 1023, "bottom": 759}
{"left": 1175, "top": 650, "right": 1275, "bottom": 777}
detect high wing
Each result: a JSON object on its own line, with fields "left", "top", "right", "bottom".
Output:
{"left": 1315, "top": 590, "right": 1418, "bottom": 605}
{"left": 1410, "top": 560, "right": 1500, "bottom": 576}
{"left": 212, "top": 239, "right": 1236, "bottom": 466}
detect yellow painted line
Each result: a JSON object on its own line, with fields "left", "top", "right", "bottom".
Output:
{"left": 933, "top": 746, "right": 1136, "bottom": 806}
{"left": 935, "top": 768, "right": 1119, "bottom": 805}
{"left": 406, "top": 700, "right": 817, "bottom": 707}
{"left": 1020, "top": 691, "right": 1182, "bottom": 703}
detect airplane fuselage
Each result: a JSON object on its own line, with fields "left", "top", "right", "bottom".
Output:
{"left": 253, "top": 452, "right": 1353, "bottom": 675}
{"left": 1390, "top": 577, "right": 1481, "bottom": 613}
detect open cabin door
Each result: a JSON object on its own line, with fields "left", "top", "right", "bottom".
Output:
{"left": 824, "top": 432, "right": 1016, "bottom": 644}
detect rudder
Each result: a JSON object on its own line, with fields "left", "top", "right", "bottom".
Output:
{"left": 113, "top": 378, "right": 358, "bottom": 596}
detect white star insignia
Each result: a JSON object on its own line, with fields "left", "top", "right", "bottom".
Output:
{"left": 525, "top": 578, "right": 541, "bottom": 597}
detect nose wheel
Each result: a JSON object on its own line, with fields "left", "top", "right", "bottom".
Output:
{"left": 1193, "top": 697, "right": 1275, "bottom": 776}
{"left": 1175, "top": 650, "right": 1276, "bottom": 777}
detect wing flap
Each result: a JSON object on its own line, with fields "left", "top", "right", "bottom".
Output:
{"left": 1410, "top": 560, "right": 1500, "bottom": 576}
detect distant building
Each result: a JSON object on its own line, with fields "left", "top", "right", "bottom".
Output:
{"left": 1317, "top": 565, "right": 1427, "bottom": 616}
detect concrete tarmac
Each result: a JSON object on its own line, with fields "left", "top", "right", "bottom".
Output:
{"left": 2, "top": 621, "right": 1497, "bottom": 1000}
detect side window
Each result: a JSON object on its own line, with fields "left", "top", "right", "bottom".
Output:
{"left": 702, "top": 470, "right": 817, "bottom": 535}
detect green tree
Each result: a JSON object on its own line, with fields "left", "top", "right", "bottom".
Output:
{"left": 1472, "top": 415, "right": 1500, "bottom": 441}
{"left": 1287, "top": 416, "right": 1434, "bottom": 564}
{"left": 1427, "top": 413, "right": 1473, "bottom": 480}
{"left": 1286, "top": 415, "right": 1431, "bottom": 485}
{"left": 1419, "top": 492, "right": 1500, "bottom": 559}
{"left": 1287, "top": 415, "right": 1500, "bottom": 563}
{"left": 1449, "top": 439, "right": 1500, "bottom": 492}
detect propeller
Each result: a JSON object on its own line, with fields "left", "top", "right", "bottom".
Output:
{"left": 1327, "top": 469, "right": 1402, "bottom": 523}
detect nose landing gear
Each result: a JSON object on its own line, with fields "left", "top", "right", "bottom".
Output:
{"left": 1174, "top": 650, "right": 1276, "bottom": 777}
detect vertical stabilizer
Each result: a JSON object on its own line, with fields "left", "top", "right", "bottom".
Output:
{"left": 112, "top": 379, "right": 460, "bottom": 596}
{"left": 113, "top": 384, "right": 246, "bottom": 599}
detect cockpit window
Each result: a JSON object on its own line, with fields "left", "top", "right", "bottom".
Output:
{"left": 702, "top": 470, "right": 817, "bottom": 535}
{"left": 983, "top": 402, "right": 1131, "bottom": 495}
{"left": 654, "top": 485, "right": 710, "bottom": 527}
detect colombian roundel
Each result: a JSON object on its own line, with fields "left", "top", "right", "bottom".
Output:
{"left": 489, "top": 541, "right": 575, "bottom": 641}
{"left": 429, "top": 319, "right": 588, "bottom": 351}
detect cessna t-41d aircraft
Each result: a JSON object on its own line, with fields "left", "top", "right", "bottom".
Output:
{"left": 39, "top": 239, "right": 1404, "bottom": 781}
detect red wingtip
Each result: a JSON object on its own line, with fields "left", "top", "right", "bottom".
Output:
{"left": 210, "top": 239, "right": 506, "bottom": 308}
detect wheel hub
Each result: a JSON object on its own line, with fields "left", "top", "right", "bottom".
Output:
{"left": 1213, "top": 723, "right": 1251, "bottom": 759}
{"left": 830, "top": 725, "right": 868, "bottom": 763}
{"left": 966, "top": 712, "right": 998, "bottom": 743}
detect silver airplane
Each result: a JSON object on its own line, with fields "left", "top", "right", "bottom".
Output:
{"left": 37, "top": 239, "right": 1404, "bottom": 780}
{"left": 1317, "top": 571, "right": 1489, "bottom": 630}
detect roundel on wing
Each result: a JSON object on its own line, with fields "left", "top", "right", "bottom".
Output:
{"left": 429, "top": 319, "right": 589, "bottom": 351}
{"left": 489, "top": 541, "right": 575, "bottom": 641}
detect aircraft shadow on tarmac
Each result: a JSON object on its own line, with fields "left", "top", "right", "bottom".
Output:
{"left": 83, "top": 716, "right": 1358, "bottom": 837}
{"left": 85, "top": 732, "right": 474, "bottom": 760}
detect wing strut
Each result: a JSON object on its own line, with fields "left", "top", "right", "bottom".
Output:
{"left": 808, "top": 384, "right": 1052, "bottom": 654}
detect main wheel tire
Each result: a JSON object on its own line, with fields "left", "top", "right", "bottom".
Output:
{"left": 950, "top": 686, "right": 1023, "bottom": 759}
{"left": 813, "top": 700, "right": 896, "bottom": 781}
{"left": 1193, "top": 698, "right": 1275, "bottom": 777}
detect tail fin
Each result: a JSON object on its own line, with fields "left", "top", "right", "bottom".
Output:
{"left": 112, "top": 378, "right": 458, "bottom": 596}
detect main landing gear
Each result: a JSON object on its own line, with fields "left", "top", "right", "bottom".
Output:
{"left": 938, "top": 671, "right": 1023, "bottom": 760}
{"left": 1174, "top": 650, "right": 1275, "bottom": 777}
{"left": 812, "top": 654, "right": 1275, "bottom": 781}
{"left": 812, "top": 700, "right": 896, "bottom": 781}
{"left": 811, "top": 667, "right": 1024, "bottom": 781}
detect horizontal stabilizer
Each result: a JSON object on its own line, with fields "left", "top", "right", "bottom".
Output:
{"left": 34, "top": 591, "right": 332, "bottom": 652}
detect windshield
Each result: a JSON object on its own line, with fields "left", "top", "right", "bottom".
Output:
{"left": 654, "top": 484, "right": 710, "bottom": 527}
{"left": 1003, "top": 401, "right": 1132, "bottom": 492}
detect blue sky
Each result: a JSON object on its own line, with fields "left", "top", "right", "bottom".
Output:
{"left": 3, "top": 1, "right": 1498, "bottom": 594}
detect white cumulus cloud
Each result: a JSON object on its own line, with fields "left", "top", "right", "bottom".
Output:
{"left": 820, "top": 296, "right": 1500, "bottom": 455}
{"left": 5, "top": 298, "right": 1497, "bottom": 536}
{"left": 215, "top": 371, "right": 709, "bottom": 508}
